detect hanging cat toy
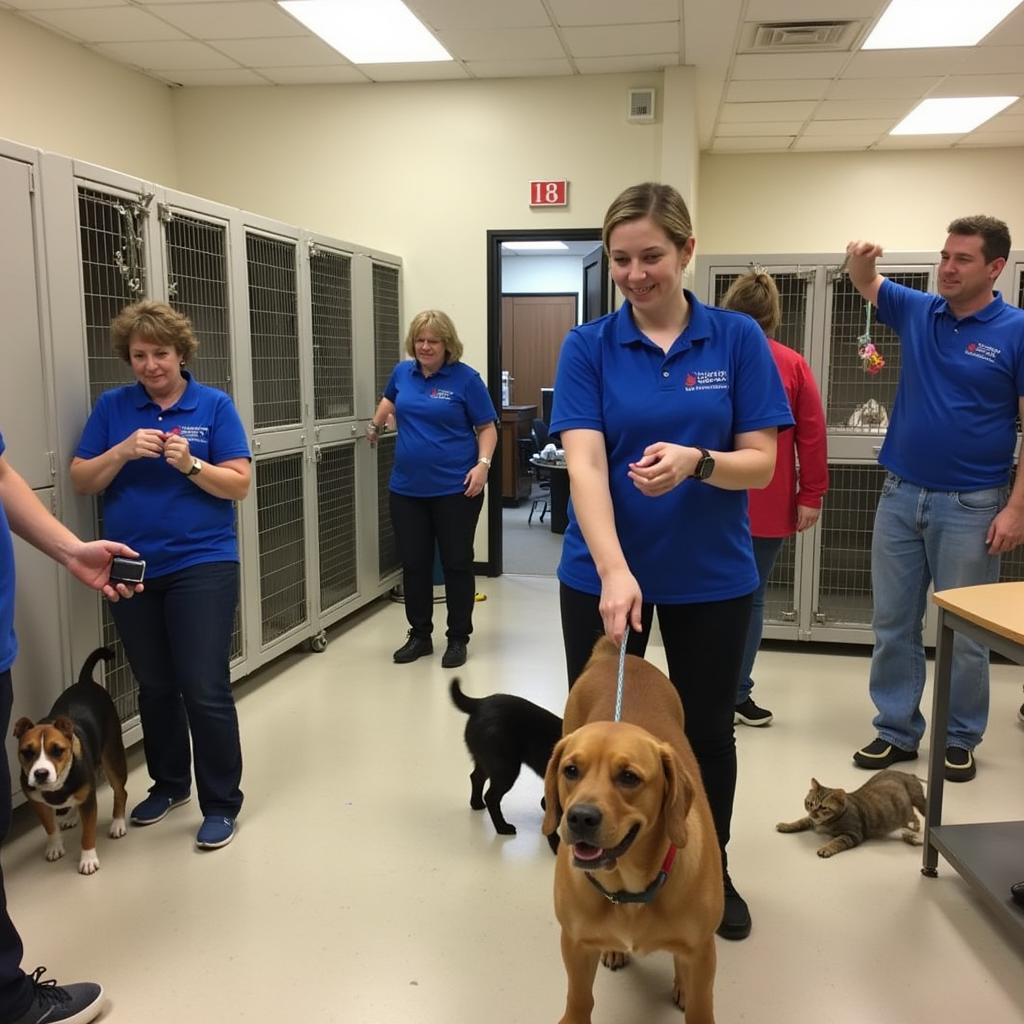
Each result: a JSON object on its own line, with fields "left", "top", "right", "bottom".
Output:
{"left": 857, "top": 303, "right": 885, "bottom": 376}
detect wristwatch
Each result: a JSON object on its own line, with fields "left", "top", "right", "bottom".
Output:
{"left": 691, "top": 447, "right": 715, "bottom": 481}
{"left": 187, "top": 457, "right": 203, "bottom": 477}
{"left": 478, "top": 456, "right": 492, "bottom": 467}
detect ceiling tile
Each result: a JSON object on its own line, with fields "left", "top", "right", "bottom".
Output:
{"left": 711, "top": 137, "right": 795, "bottom": 151}
{"left": 719, "top": 100, "right": 816, "bottom": 122}
{"left": 982, "top": 4, "right": 1024, "bottom": 45}
{"left": 27, "top": 6, "right": 186, "bottom": 41}
{"left": 745, "top": 0, "right": 883, "bottom": 19}
{"left": 561, "top": 22, "right": 678, "bottom": 57}
{"left": 360, "top": 61, "right": 468, "bottom": 81}
{"left": 256, "top": 65, "right": 370, "bottom": 85}
{"left": 716, "top": 121, "right": 806, "bottom": 136}
{"left": 160, "top": 67, "right": 269, "bottom": 86}
{"left": 844, "top": 49, "right": 972, "bottom": 78}
{"left": 726, "top": 79, "right": 831, "bottom": 102}
{"left": 464, "top": 58, "right": 573, "bottom": 78}
{"left": 792, "top": 134, "right": 883, "bottom": 150}
{"left": 803, "top": 117, "right": 894, "bottom": 135}
{"left": 91, "top": 39, "right": 240, "bottom": 70}
{"left": 4, "top": 0, "right": 128, "bottom": 8}
{"left": 212, "top": 35, "right": 345, "bottom": 66}
{"left": 956, "top": 45, "right": 1024, "bottom": 75}
{"left": 573, "top": 53, "right": 677, "bottom": 74}
{"left": 406, "top": 0, "right": 550, "bottom": 30}
{"left": 956, "top": 131, "right": 1024, "bottom": 145}
{"left": 548, "top": 0, "right": 679, "bottom": 26}
{"left": 436, "top": 26, "right": 564, "bottom": 60}
{"left": 929, "top": 74, "right": 1024, "bottom": 97}
{"left": 148, "top": 3, "right": 308, "bottom": 39}
{"left": 874, "top": 134, "right": 965, "bottom": 148}
{"left": 732, "top": 52, "right": 849, "bottom": 79}
{"left": 815, "top": 98, "right": 914, "bottom": 120}
{"left": 977, "top": 112, "right": 1024, "bottom": 130}
{"left": 827, "top": 76, "right": 940, "bottom": 99}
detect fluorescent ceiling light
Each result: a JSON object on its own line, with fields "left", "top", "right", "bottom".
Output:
{"left": 890, "top": 96, "right": 1017, "bottom": 134}
{"left": 278, "top": 0, "right": 451, "bottom": 64}
{"left": 863, "top": 0, "right": 1022, "bottom": 49}
{"left": 502, "top": 241, "right": 570, "bottom": 252}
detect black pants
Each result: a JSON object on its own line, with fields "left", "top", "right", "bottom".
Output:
{"left": 0, "top": 670, "right": 31, "bottom": 1020}
{"left": 560, "top": 584, "right": 753, "bottom": 862}
{"left": 389, "top": 490, "right": 485, "bottom": 641}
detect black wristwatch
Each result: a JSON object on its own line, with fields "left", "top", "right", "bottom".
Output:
{"left": 691, "top": 447, "right": 715, "bottom": 481}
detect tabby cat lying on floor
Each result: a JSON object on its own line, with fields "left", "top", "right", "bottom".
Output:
{"left": 776, "top": 770, "right": 926, "bottom": 858}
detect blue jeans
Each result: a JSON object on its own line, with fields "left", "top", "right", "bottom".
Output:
{"left": 869, "top": 473, "right": 1005, "bottom": 752}
{"left": 736, "top": 536, "right": 786, "bottom": 704}
{"left": 109, "top": 561, "right": 243, "bottom": 818}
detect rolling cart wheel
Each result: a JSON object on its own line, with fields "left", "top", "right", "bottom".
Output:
{"left": 309, "top": 631, "right": 328, "bottom": 653}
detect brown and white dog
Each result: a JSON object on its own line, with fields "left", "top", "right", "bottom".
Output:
{"left": 543, "top": 638, "right": 723, "bottom": 1024}
{"left": 13, "top": 647, "right": 128, "bottom": 875}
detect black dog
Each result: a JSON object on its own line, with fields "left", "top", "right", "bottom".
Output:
{"left": 449, "top": 679, "right": 562, "bottom": 852}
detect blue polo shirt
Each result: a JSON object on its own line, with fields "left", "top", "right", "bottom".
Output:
{"left": 0, "top": 432, "right": 17, "bottom": 672}
{"left": 551, "top": 295, "right": 793, "bottom": 604}
{"left": 76, "top": 372, "right": 251, "bottom": 578}
{"left": 876, "top": 279, "right": 1024, "bottom": 490}
{"left": 384, "top": 359, "right": 497, "bottom": 497}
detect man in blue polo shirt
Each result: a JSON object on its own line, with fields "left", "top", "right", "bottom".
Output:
{"left": 846, "top": 216, "right": 1024, "bottom": 782}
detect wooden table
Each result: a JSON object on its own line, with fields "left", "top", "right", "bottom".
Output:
{"left": 922, "top": 581, "right": 1024, "bottom": 949}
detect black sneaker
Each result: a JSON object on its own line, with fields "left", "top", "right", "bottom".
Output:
{"left": 441, "top": 639, "right": 468, "bottom": 669}
{"left": 393, "top": 631, "right": 433, "bottom": 663}
{"left": 852, "top": 738, "right": 917, "bottom": 769}
{"left": 734, "top": 697, "right": 773, "bottom": 727}
{"left": 1018, "top": 702, "right": 1024, "bottom": 724}
{"left": 717, "top": 873, "right": 751, "bottom": 941}
{"left": 944, "top": 746, "right": 976, "bottom": 783}
{"left": 11, "top": 967, "right": 103, "bottom": 1024}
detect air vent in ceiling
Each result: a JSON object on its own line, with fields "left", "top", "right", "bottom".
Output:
{"left": 740, "top": 20, "right": 865, "bottom": 53}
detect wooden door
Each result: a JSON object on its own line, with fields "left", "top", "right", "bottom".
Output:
{"left": 582, "top": 245, "right": 610, "bottom": 324}
{"left": 500, "top": 293, "right": 577, "bottom": 412}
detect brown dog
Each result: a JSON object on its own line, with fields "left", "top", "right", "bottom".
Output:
{"left": 542, "top": 638, "right": 722, "bottom": 1024}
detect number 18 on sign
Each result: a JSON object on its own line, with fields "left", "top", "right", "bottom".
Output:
{"left": 530, "top": 180, "right": 568, "bottom": 207}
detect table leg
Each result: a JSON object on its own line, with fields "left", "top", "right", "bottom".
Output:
{"left": 922, "top": 608, "right": 953, "bottom": 878}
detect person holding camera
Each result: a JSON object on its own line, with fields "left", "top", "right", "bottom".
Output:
{"left": 70, "top": 301, "right": 251, "bottom": 850}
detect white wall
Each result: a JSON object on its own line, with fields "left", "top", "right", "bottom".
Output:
{"left": 501, "top": 255, "right": 585, "bottom": 324}
{"left": 0, "top": 10, "right": 179, "bottom": 185}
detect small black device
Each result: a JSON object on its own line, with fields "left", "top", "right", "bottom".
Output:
{"left": 691, "top": 446, "right": 715, "bottom": 481}
{"left": 1011, "top": 880, "right": 1024, "bottom": 907}
{"left": 109, "top": 556, "right": 146, "bottom": 585}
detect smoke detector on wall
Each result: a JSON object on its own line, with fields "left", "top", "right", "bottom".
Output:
{"left": 627, "top": 88, "right": 656, "bottom": 123}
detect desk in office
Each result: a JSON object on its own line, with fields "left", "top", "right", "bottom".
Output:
{"left": 529, "top": 455, "right": 569, "bottom": 535}
{"left": 922, "top": 581, "right": 1024, "bottom": 950}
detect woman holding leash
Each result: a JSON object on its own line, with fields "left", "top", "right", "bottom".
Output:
{"left": 70, "top": 300, "right": 251, "bottom": 851}
{"left": 369, "top": 310, "right": 497, "bottom": 670}
{"left": 551, "top": 182, "right": 793, "bottom": 940}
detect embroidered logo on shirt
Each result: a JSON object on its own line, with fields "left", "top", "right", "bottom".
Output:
{"left": 683, "top": 369, "right": 728, "bottom": 392}
{"left": 429, "top": 388, "right": 454, "bottom": 401}
{"left": 965, "top": 342, "right": 1000, "bottom": 363}
{"left": 175, "top": 425, "right": 210, "bottom": 444}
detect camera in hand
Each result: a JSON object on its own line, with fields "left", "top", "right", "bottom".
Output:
{"left": 109, "top": 556, "right": 146, "bottom": 584}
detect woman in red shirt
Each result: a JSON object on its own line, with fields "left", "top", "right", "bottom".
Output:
{"left": 720, "top": 272, "right": 828, "bottom": 726}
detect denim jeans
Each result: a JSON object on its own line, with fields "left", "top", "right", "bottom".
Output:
{"left": 868, "top": 473, "right": 1005, "bottom": 752}
{"left": 109, "top": 561, "right": 243, "bottom": 818}
{"left": 736, "top": 536, "right": 786, "bottom": 705}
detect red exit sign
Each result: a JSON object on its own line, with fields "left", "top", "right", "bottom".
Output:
{"left": 529, "top": 180, "right": 568, "bottom": 206}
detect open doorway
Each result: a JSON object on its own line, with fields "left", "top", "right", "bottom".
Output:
{"left": 484, "top": 228, "right": 611, "bottom": 577}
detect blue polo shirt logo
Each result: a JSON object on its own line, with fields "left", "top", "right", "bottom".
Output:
{"left": 684, "top": 368, "right": 729, "bottom": 391}
{"left": 429, "top": 387, "right": 455, "bottom": 401}
{"left": 965, "top": 341, "right": 1000, "bottom": 363}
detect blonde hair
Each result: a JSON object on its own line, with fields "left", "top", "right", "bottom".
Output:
{"left": 719, "top": 271, "right": 781, "bottom": 337}
{"left": 602, "top": 182, "right": 693, "bottom": 254}
{"left": 404, "top": 309, "right": 463, "bottom": 364}
{"left": 111, "top": 300, "right": 198, "bottom": 363}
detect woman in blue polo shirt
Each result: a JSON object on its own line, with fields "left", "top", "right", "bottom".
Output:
{"left": 551, "top": 182, "right": 793, "bottom": 941}
{"left": 70, "top": 301, "right": 251, "bottom": 852}
{"left": 367, "top": 310, "right": 497, "bottom": 669}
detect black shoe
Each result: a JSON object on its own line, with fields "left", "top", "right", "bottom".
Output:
{"left": 717, "top": 873, "right": 751, "bottom": 941}
{"left": 944, "top": 746, "right": 976, "bottom": 783}
{"left": 1018, "top": 702, "right": 1024, "bottom": 724}
{"left": 393, "top": 632, "right": 433, "bottom": 663}
{"left": 734, "top": 697, "right": 773, "bottom": 727}
{"left": 441, "top": 639, "right": 468, "bottom": 669}
{"left": 852, "top": 737, "right": 918, "bottom": 769}
{"left": 11, "top": 967, "right": 103, "bottom": 1024}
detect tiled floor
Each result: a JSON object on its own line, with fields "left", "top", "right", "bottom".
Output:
{"left": 4, "top": 574, "right": 1024, "bottom": 1022}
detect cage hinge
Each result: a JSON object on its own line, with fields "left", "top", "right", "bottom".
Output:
{"left": 27, "top": 167, "right": 37, "bottom": 194}
{"left": 47, "top": 451, "right": 56, "bottom": 479}
{"left": 157, "top": 203, "right": 174, "bottom": 224}
{"left": 814, "top": 611, "right": 827, "bottom": 624}
{"left": 308, "top": 241, "right": 321, "bottom": 259}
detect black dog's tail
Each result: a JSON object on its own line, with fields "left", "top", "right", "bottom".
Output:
{"left": 78, "top": 647, "right": 115, "bottom": 686}
{"left": 449, "top": 678, "right": 481, "bottom": 716}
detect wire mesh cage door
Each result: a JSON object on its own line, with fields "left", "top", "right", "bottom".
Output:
{"left": 372, "top": 262, "right": 402, "bottom": 402}
{"left": 255, "top": 453, "right": 308, "bottom": 647}
{"left": 376, "top": 434, "right": 400, "bottom": 580}
{"left": 246, "top": 232, "right": 302, "bottom": 430}
{"left": 78, "top": 183, "right": 153, "bottom": 722}
{"left": 812, "top": 464, "right": 886, "bottom": 632}
{"left": 315, "top": 442, "right": 358, "bottom": 615}
{"left": 710, "top": 268, "right": 813, "bottom": 354}
{"left": 762, "top": 534, "right": 799, "bottom": 630}
{"left": 309, "top": 245, "right": 354, "bottom": 422}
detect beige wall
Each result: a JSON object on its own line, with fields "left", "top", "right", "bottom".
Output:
{"left": 0, "top": 9, "right": 178, "bottom": 184}
{"left": 698, "top": 149, "right": 1024, "bottom": 257}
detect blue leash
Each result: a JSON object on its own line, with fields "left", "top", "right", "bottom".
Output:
{"left": 614, "top": 625, "right": 630, "bottom": 722}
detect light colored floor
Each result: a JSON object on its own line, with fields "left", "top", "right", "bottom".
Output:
{"left": 502, "top": 481, "right": 562, "bottom": 576}
{"left": 5, "top": 574, "right": 1024, "bottom": 1023}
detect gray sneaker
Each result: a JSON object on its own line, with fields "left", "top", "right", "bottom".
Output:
{"left": 11, "top": 967, "right": 103, "bottom": 1024}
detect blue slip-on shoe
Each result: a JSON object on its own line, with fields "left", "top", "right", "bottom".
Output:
{"left": 196, "top": 815, "right": 236, "bottom": 849}
{"left": 129, "top": 793, "right": 190, "bottom": 826}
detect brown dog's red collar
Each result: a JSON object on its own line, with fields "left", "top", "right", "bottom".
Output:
{"left": 584, "top": 845, "right": 678, "bottom": 905}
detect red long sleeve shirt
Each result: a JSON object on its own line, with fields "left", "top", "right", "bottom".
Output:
{"left": 749, "top": 339, "right": 829, "bottom": 538}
